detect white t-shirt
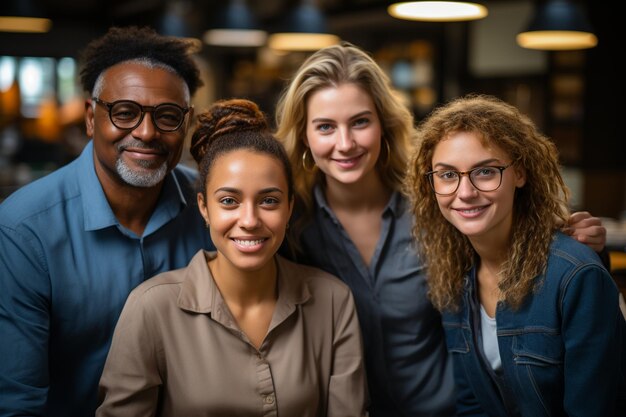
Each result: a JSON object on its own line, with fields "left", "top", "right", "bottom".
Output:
{"left": 480, "top": 304, "right": 502, "bottom": 371}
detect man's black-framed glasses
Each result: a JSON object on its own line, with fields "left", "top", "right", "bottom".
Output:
{"left": 426, "top": 163, "right": 514, "bottom": 196}
{"left": 92, "top": 97, "right": 190, "bottom": 132}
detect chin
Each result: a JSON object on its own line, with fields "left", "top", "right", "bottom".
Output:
{"left": 331, "top": 171, "right": 366, "bottom": 185}
{"left": 237, "top": 262, "right": 271, "bottom": 273}
{"left": 448, "top": 221, "right": 486, "bottom": 238}
{"left": 231, "top": 255, "right": 274, "bottom": 271}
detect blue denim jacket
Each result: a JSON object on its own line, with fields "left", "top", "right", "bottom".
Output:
{"left": 442, "top": 232, "right": 626, "bottom": 417}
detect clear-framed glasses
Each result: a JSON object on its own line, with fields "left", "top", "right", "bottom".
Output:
{"left": 92, "top": 97, "right": 190, "bottom": 132}
{"left": 425, "top": 163, "right": 514, "bottom": 196}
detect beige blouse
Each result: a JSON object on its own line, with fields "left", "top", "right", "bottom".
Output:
{"left": 96, "top": 250, "right": 367, "bottom": 417}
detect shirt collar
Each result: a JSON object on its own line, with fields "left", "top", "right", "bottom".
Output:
{"left": 177, "top": 251, "right": 311, "bottom": 317}
{"left": 313, "top": 183, "right": 404, "bottom": 218}
{"left": 78, "top": 141, "right": 118, "bottom": 231}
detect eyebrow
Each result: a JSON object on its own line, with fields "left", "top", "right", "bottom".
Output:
{"left": 433, "top": 158, "right": 502, "bottom": 170}
{"left": 310, "top": 110, "right": 373, "bottom": 124}
{"left": 213, "top": 187, "right": 284, "bottom": 195}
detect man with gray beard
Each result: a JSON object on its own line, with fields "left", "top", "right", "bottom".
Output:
{"left": 0, "top": 26, "right": 214, "bottom": 417}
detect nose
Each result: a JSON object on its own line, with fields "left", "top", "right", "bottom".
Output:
{"left": 335, "top": 126, "right": 355, "bottom": 151}
{"left": 131, "top": 112, "right": 158, "bottom": 141}
{"left": 456, "top": 174, "right": 479, "bottom": 199}
{"left": 240, "top": 202, "right": 261, "bottom": 229}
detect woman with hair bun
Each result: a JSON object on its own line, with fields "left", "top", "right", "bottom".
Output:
{"left": 96, "top": 98, "right": 367, "bottom": 417}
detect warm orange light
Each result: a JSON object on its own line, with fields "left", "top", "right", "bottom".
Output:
{"left": 35, "top": 98, "right": 62, "bottom": 142}
{"left": 268, "top": 33, "right": 340, "bottom": 52}
{"left": 0, "top": 16, "right": 52, "bottom": 33}
{"left": 0, "top": 82, "right": 21, "bottom": 126}
{"left": 516, "top": 30, "right": 598, "bottom": 50}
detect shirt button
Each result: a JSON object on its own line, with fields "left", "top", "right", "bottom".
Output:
{"left": 257, "top": 353, "right": 262, "bottom": 359}
{"left": 264, "top": 394, "right": 275, "bottom": 405}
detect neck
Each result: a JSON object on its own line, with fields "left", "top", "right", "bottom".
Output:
{"left": 471, "top": 234, "right": 509, "bottom": 283}
{"left": 209, "top": 255, "right": 278, "bottom": 307}
{"left": 324, "top": 170, "right": 392, "bottom": 212}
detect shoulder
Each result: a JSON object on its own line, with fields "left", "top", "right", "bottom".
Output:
{"left": 126, "top": 267, "right": 187, "bottom": 306}
{"left": 132, "top": 266, "right": 187, "bottom": 294}
{"left": 0, "top": 161, "right": 80, "bottom": 228}
{"left": 544, "top": 232, "right": 614, "bottom": 296}
{"left": 548, "top": 232, "right": 606, "bottom": 272}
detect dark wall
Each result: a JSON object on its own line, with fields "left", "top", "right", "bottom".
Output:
{"left": 584, "top": 1, "right": 625, "bottom": 170}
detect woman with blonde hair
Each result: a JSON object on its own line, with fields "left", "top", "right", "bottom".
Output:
{"left": 275, "top": 41, "right": 455, "bottom": 416}
{"left": 406, "top": 94, "right": 625, "bottom": 416}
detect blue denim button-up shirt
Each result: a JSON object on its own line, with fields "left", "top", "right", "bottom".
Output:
{"left": 0, "top": 141, "right": 214, "bottom": 417}
{"left": 292, "top": 186, "right": 456, "bottom": 417}
{"left": 442, "top": 232, "right": 626, "bottom": 417}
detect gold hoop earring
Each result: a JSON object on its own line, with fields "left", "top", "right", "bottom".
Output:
{"left": 380, "top": 138, "right": 391, "bottom": 167}
{"left": 302, "top": 148, "right": 316, "bottom": 172}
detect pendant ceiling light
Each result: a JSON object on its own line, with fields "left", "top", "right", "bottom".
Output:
{"left": 268, "top": 0, "right": 340, "bottom": 52}
{"left": 516, "top": 0, "right": 597, "bottom": 50}
{"left": 204, "top": 0, "right": 267, "bottom": 47}
{"left": 0, "top": 0, "right": 51, "bottom": 33}
{"left": 388, "top": 1, "right": 488, "bottom": 22}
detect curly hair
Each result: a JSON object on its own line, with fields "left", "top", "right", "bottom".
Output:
{"left": 274, "top": 42, "right": 416, "bottom": 221}
{"left": 190, "top": 98, "right": 293, "bottom": 201}
{"left": 405, "top": 94, "right": 570, "bottom": 311}
{"left": 79, "top": 26, "right": 202, "bottom": 97}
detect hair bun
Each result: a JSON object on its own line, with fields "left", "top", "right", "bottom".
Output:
{"left": 190, "top": 98, "right": 268, "bottom": 164}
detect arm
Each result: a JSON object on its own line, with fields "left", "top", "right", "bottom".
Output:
{"left": 327, "top": 290, "right": 368, "bottom": 417}
{"left": 96, "top": 290, "right": 162, "bottom": 417}
{"left": 561, "top": 264, "right": 624, "bottom": 417}
{"left": 0, "top": 226, "right": 51, "bottom": 417}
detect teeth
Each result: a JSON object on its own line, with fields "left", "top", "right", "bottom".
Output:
{"left": 234, "top": 239, "right": 264, "bottom": 246}
{"left": 461, "top": 207, "right": 483, "bottom": 214}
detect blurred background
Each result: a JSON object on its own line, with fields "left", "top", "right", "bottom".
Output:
{"left": 0, "top": 0, "right": 625, "bottom": 260}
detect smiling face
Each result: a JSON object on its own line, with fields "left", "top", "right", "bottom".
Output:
{"left": 431, "top": 131, "right": 526, "bottom": 246}
{"left": 85, "top": 61, "right": 192, "bottom": 189}
{"left": 197, "top": 149, "right": 293, "bottom": 274}
{"left": 305, "top": 83, "right": 383, "bottom": 188}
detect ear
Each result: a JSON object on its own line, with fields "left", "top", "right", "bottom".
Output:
{"left": 513, "top": 165, "right": 526, "bottom": 188}
{"left": 197, "top": 192, "right": 209, "bottom": 226}
{"left": 85, "top": 99, "right": 95, "bottom": 137}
